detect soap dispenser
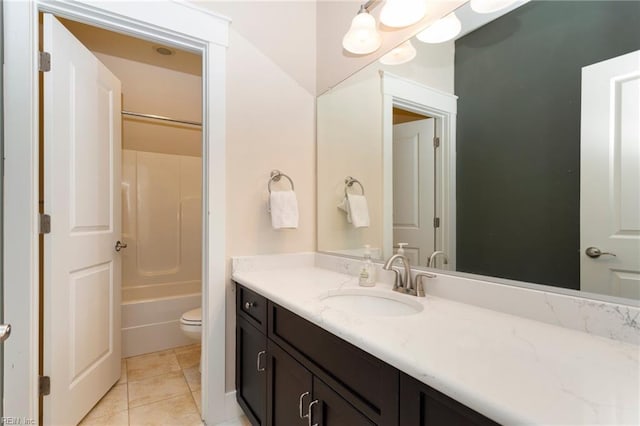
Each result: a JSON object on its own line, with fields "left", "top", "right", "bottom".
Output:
{"left": 359, "top": 245, "right": 376, "bottom": 287}
{"left": 397, "top": 243, "right": 407, "bottom": 255}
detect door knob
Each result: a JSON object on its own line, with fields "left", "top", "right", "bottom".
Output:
{"left": 0, "top": 324, "right": 11, "bottom": 342}
{"left": 585, "top": 247, "right": 616, "bottom": 258}
{"left": 115, "top": 241, "right": 128, "bottom": 252}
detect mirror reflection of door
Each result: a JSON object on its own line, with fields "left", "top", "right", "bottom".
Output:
{"left": 392, "top": 108, "right": 445, "bottom": 268}
{"left": 580, "top": 50, "right": 640, "bottom": 299}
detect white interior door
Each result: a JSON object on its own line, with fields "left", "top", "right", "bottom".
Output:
{"left": 393, "top": 118, "right": 439, "bottom": 267}
{"left": 43, "top": 14, "right": 122, "bottom": 425}
{"left": 580, "top": 50, "right": 640, "bottom": 299}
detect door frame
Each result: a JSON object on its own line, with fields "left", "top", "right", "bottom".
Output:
{"left": 3, "top": 1, "right": 235, "bottom": 423}
{"left": 381, "top": 72, "right": 458, "bottom": 267}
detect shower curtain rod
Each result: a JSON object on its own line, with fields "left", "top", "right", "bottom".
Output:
{"left": 121, "top": 110, "right": 202, "bottom": 127}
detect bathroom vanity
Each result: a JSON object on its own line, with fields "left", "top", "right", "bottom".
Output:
{"left": 235, "top": 283, "right": 497, "bottom": 426}
{"left": 232, "top": 253, "right": 640, "bottom": 426}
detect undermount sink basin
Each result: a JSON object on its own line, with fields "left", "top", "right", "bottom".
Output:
{"left": 320, "top": 288, "right": 424, "bottom": 317}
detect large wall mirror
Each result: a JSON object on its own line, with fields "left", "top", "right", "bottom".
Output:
{"left": 317, "top": 0, "right": 640, "bottom": 301}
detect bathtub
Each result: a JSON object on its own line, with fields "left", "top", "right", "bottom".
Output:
{"left": 121, "top": 280, "right": 201, "bottom": 358}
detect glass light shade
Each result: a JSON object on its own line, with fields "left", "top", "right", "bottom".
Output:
{"left": 379, "top": 40, "right": 417, "bottom": 65}
{"left": 342, "top": 12, "right": 383, "bottom": 54}
{"left": 416, "top": 13, "right": 462, "bottom": 44}
{"left": 380, "top": 0, "right": 427, "bottom": 28}
{"left": 470, "top": 0, "right": 518, "bottom": 14}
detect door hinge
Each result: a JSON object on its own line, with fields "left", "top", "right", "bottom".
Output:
{"left": 39, "top": 376, "right": 51, "bottom": 396}
{"left": 39, "top": 213, "right": 51, "bottom": 234}
{"left": 433, "top": 217, "right": 441, "bottom": 228}
{"left": 433, "top": 137, "right": 440, "bottom": 148}
{"left": 39, "top": 51, "right": 51, "bottom": 72}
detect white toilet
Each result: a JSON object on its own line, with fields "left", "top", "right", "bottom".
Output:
{"left": 180, "top": 307, "right": 202, "bottom": 341}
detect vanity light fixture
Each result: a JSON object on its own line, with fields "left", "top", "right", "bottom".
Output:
{"left": 379, "top": 40, "right": 417, "bottom": 65}
{"left": 416, "top": 12, "right": 461, "bottom": 44}
{"left": 379, "top": 0, "right": 427, "bottom": 28}
{"left": 342, "top": 3, "right": 383, "bottom": 55}
{"left": 470, "top": 0, "right": 518, "bottom": 14}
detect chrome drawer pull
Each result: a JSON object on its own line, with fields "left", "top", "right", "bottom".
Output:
{"left": 256, "top": 350, "right": 266, "bottom": 372}
{"left": 299, "top": 391, "right": 310, "bottom": 419}
{"left": 244, "top": 301, "right": 256, "bottom": 310}
{"left": 307, "top": 400, "right": 318, "bottom": 426}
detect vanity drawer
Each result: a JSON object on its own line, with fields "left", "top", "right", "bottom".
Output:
{"left": 237, "top": 283, "right": 267, "bottom": 333}
{"left": 268, "top": 302, "right": 399, "bottom": 426}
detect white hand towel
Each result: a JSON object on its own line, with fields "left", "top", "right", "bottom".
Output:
{"left": 337, "top": 197, "right": 352, "bottom": 223}
{"left": 270, "top": 190, "right": 299, "bottom": 229}
{"left": 347, "top": 193, "right": 370, "bottom": 228}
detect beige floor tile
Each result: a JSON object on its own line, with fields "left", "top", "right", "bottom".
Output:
{"left": 127, "top": 350, "right": 180, "bottom": 382}
{"left": 79, "top": 408, "right": 129, "bottom": 426}
{"left": 215, "top": 416, "right": 251, "bottom": 426}
{"left": 174, "top": 343, "right": 200, "bottom": 354}
{"left": 129, "top": 394, "right": 202, "bottom": 426}
{"left": 128, "top": 370, "right": 191, "bottom": 408}
{"left": 191, "top": 390, "right": 202, "bottom": 415}
{"left": 81, "top": 383, "right": 128, "bottom": 423}
{"left": 182, "top": 366, "right": 201, "bottom": 392}
{"left": 116, "top": 359, "right": 128, "bottom": 385}
{"left": 175, "top": 345, "right": 200, "bottom": 369}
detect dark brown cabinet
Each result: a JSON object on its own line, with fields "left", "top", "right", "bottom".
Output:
{"left": 236, "top": 316, "right": 267, "bottom": 425}
{"left": 312, "top": 377, "right": 376, "bottom": 426}
{"left": 235, "top": 283, "right": 500, "bottom": 426}
{"left": 266, "top": 339, "right": 376, "bottom": 426}
{"left": 266, "top": 340, "right": 311, "bottom": 426}
{"left": 236, "top": 285, "right": 268, "bottom": 425}
{"left": 399, "top": 374, "right": 499, "bottom": 426}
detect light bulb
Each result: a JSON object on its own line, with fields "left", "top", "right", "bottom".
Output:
{"left": 379, "top": 40, "right": 417, "bottom": 65}
{"left": 470, "top": 0, "right": 518, "bottom": 14}
{"left": 342, "top": 11, "right": 382, "bottom": 55}
{"left": 416, "top": 13, "right": 462, "bottom": 44}
{"left": 380, "top": 0, "right": 427, "bottom": 28}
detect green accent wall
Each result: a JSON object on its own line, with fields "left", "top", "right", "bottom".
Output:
{"left": 455, "top": 1, "right": 640, "bottom": 289}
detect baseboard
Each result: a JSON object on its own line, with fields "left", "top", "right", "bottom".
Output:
{"left": 225, "top": 391, "right": 244, "bottom": 419}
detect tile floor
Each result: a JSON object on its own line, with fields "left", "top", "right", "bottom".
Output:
{"left": 79, "top": 344, "right": 250, "bottom": 426}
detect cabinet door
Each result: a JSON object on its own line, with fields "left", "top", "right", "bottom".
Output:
{"left": 311, "top": 377, "right": 375, "bottom": 426}
{"left": 399, "top": 374, "right": 498, "bottom": 426}
{"left": 237, "top": 316, "right": 267, "bottom": 425}
{"left": 267, "top": 340, "right": 313, "bottom": 426}
{"left": 268, "top": 302, "right": 399, "bottom": 425}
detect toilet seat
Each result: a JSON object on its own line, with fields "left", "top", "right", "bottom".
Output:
{"left": 180, "top": 307, "right": 202, "bottom": 326}
{"left": 180, "top": 308, "right": 202, "bottom": 341}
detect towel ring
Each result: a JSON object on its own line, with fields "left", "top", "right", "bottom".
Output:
{"left": 344, "top": 176, "right": 365, "bottom": 197}
{"left": 268, "top": 170, "right": 295, "bottom": 193}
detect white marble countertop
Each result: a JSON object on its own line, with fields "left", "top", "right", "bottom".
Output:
{"left": 232, "top": 265, "right": 640, "bottom": 425}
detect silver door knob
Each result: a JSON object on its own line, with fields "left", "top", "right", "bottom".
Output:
{"left": 115, "top": 241, "right": 128, "bottom": 252}
{"left": 0, "top": 324, "right": 11, "bottom": 342}
{"left": 585, "top": 247, "right": 616, "bottom": 258}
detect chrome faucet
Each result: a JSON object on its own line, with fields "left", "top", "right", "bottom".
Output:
{"left": 383, "top": 254, "right": 436, "bottom": 297}
{"left": 427, "top": 251, "right": 449, "bottom": 268}
{"left": 383, "top": 254, "right": 411, "bottom": 292}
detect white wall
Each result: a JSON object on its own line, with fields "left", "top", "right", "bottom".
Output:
{"left": 317, "top": 70, "right": 384, "bottom": 255}
{"left": 93, "top": 53, "right": 203, "bottom": 157}
{"left": 317, "top": 40, "right": 454, "bottom": 257}
{"left": 192, "top": 1, "right": 317, "bottom": 391}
